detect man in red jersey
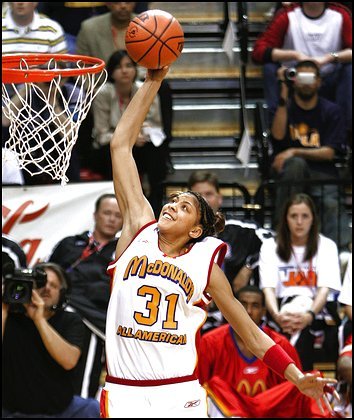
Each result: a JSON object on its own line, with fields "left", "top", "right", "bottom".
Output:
{"left": 197, "top": 285, "right": 336, "bottom": 417}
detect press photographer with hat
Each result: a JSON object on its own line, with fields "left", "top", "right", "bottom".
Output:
{"left": 2, "top": 262, "right": 99, "bottom": 418}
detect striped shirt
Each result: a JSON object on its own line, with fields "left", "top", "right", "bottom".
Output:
{"left": 2, "top": 8, "right": 67, "bottom": 55}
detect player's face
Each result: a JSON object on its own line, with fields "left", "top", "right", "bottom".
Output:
{"left": 238, "top": 292, "right": 265, "bottom": 326}
{"left": 287, "top": 202, "right": 313, "bottom": 244}
{"left": 158, "top": 193, "right": 202, "bottom": 239}
{"left": 190, "top": 182, "right": 222, "bottom": 213}
{"left": 94, "top": 198, "right": 123, "bottom": 239}
{"left": 37, "top": 269, "right": 61, "bottom": 309}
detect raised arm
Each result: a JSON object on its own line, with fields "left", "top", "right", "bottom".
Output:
{"left": 110, "top": 67, "right": 169, "bottom": 255}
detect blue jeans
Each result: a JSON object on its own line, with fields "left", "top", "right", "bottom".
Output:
{"left": 2, "top": 395, "right": 100, "bottom": 418}
{"left": 263, "top": 62, "right": 352, "bottom": 132}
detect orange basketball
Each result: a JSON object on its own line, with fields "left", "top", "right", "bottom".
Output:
{"left": 125, "top": 9, "right": 184, "bottom": 69}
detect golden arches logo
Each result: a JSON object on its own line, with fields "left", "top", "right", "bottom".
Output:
{"left": 236, "top": 379, "right": 267, "bottom": 396}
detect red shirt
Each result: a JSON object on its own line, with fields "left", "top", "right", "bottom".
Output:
{"left": 197, "top": 323, "right": 302, "bottom": 397}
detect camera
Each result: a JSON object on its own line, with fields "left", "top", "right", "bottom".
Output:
{"left": 284, "top": 68, "right": 316, "bottom": 85}
{"left": 284, "top": 67, "right": 297, "bottom": 82}
{"left": 3, "top": 266, "right": 47, "bottom": 305}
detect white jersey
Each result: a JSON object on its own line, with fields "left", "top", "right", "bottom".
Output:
{"left": 105, "top": 222, "right": 226, "bottom": 382}
{"left": 259, "top": 234, "right": 341, "bottom": 300}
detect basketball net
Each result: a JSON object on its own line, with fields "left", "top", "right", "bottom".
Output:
{"left": 2, "top": 55, "right": 107, "bottom": 185}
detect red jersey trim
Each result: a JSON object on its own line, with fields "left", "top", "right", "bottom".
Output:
{"left": 105, "top": 373, "right": 197, "bottom": 387}
{"left": 204, "top": 242, "right": 227, "bottom": 301}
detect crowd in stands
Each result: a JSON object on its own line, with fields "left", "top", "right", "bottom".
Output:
{"left": 2, "top": 1, "right": 352, "bottom": 418}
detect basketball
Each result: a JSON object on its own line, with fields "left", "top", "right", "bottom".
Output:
{"left": 125, "top": 9, "right": 184, "bottom": 69}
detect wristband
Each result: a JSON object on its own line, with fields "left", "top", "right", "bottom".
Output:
{"left": 262, "top": 344, "right": 295, "bottom": 378}
{"left": 307, "top": 310, "right": 316, "bottom": 323}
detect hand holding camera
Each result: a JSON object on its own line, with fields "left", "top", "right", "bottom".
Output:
{"left": 23, "top": 289, "right": 46, "bottom": 322}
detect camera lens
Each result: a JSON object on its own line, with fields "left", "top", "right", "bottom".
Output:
{"left": 9, "top": 283, "right": 28, "bottom": 301}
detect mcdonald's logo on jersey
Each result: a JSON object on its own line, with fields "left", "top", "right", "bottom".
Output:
{"left": 236, "top": 379, "right": 267, "bottom": 396}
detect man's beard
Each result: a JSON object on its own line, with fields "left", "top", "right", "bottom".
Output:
{"left": 296, "top": 90, "right": 317, "bottom": 102}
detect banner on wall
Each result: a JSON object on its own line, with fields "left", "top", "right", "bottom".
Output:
{"left": 2, "top": 182, "right": 115, "bottom": 267}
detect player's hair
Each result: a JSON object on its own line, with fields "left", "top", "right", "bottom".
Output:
{"left": 94, "top": 193, "right": 117, "bottom": 213}
{"left": 106, "top": 49, "right": 138, "bottom": 84}
{"left": 187, "top": 170, "right": 220, "bottom": 192}
{"left": 276, "top": 193, "right": 319, "bottom": 262}
{"left": 169, "top": 191, "right": 225, "bottom": 242}
{"left": 235, "top": 285, "right": 265, "bottom": 307}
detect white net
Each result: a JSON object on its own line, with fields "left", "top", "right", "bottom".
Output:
{"left": 2, "top": 56, "right": 107, "bottom": 185}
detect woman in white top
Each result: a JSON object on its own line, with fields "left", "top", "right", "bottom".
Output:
{"left": 259, "top": 193, "right": 341, "bottom": 370}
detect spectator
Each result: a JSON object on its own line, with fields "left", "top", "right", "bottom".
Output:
{"left": 92, "top": 50, "right": 169, "bottom": 216}
{"left": 334, "top": 254, "right": 352, "bottom": 417}
{"left": 75, "top": 2, "right": 174, "bottom": 175}
{"left": 259, "top": 193, "right": 342, "bottom": 371}
{"left": 269, "top": 60, "right": 351, "bottom": 249}
{"left": 197, "top": 285, "right": 333, "bottom": 418}
{"left": 2, "top": 262, "right": 100, "bottom": 418}
{"left": 48, "top": 193, "right": 122, "bottom": 399}
{"left": 251, "top": 2, "right": 352, "bottom": 135}
{"left": 76, "top": 2, "right": 136, "bottom": 64}
{"left": 2, "top": 2, "right": 67, "bottom": 55}
{"left": 37, "top": 2, "right": 108, "bottom": 54}
{"left": 188, "top": 170, "right": 273, "bottom": 333}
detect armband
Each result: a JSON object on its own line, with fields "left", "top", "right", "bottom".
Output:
{"left": 306, "top": 310, "right": 316, "bottom": 324}
{"left": 262, "top": 344, "right": 295, "bottom": 378}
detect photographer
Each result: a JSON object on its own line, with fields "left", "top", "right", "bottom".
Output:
{"left": 2, "top": 262, "right": 99, "bottom": 418}
{"left": 269, "top": 60, "right": 350, "bottom": 250}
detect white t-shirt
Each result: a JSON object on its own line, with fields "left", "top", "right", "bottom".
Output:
{"left": 259, "top": 234, "right": 341, "bottom": 300}
{"left": 338, "top": 254, "right": 352, "bottom": 307}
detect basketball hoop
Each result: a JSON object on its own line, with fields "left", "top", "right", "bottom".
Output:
{"left": 2, "top": 54, "right": 107, "bottom": 185}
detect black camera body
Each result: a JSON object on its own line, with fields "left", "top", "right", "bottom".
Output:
{"left": 3, "top": 267, "right": 47, "bottom": 305}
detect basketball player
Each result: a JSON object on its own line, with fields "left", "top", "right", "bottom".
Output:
{"left": 100, "top": 66, "right": 338, "bottom": 418}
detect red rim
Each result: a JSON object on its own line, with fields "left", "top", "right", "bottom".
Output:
{"left": 2, "top": 53, "right": 106, "bottom": 84}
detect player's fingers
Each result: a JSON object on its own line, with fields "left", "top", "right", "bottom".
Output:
{"left": 315, "top": 398, "right": 325, "bottom": 414}
{"left": 322, "top": 394, "right": 333, "bottom": 414}
{"left": 332, "top": 390, "right": 341, "bottom": 403}
{"left": 316, "top": 377, "right": 337, "bottom": 384}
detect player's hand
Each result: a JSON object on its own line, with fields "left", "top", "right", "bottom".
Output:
{"left": 146, "top": 66, "right": 169, "bottom": 82}
{"left": 296, "top": 371, "right": 339, "bottom": 415}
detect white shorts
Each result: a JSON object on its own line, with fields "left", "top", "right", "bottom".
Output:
{"left": 100, "top": 379, "right": 208, "bottom": 418}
